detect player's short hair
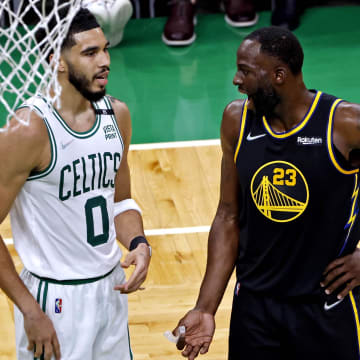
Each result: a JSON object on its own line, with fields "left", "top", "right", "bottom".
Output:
{"left": 61, "top": 8, "right": 100, "bottom": 49}
{"left": 245, "top": 26, "right": 304, "bottom": 75}
{"left": 35, "top": 7, "right": 100, "bottom": 62}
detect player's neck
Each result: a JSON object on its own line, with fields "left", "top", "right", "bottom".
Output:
{"left": 63, "top": 83, "right": 92, "bottom": 114}
{"left": 49, "top": 84, "right": 96, "bottom": 132}
{"left": 267, "top": 82, "right": 313, "bottom": 132}
{"left": 50, "top": 83, "right": 93, "bottom": 116}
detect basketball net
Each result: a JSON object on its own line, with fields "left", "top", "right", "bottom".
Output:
{"left": 0, "top": 0, "right": 82, "bottom": 131}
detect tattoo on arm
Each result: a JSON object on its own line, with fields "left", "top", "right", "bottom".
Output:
{"left": 108, "top": 95, "right": 119, "bottom": 104}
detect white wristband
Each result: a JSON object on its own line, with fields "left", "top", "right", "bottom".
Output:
{"left": 114, "top": 199, "right": 142, "bottom": 217}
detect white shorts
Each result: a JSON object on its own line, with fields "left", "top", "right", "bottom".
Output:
{"left": 14, "top": 264, "right": 132, "bottom": 360}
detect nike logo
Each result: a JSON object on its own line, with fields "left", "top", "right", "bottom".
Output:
{"left": 323, "top": 298, "right": 344, "bottom": 311}
{"left": 61, "top": 139, "right": 74, "bottom": 150}
{"left": 246, "top": 133, "right": 266, "bottom": 141}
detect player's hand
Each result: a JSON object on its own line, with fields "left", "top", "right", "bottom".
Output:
{"left": 115, "top": 243, "right": 151, "bottom": 293}
{"left": 24, "top": 306, "right": 61, "bottom": 360}
{"left": 321, "top": 248, "right": 360, "bottom": 299}
{"left": 173, "top": 309, "right": 215, "bottom": 360}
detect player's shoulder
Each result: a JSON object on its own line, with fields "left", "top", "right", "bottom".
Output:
{"left": 335, "top": 101, "right": 360, "bottom": 121}
{"left": 221, "top": 99, "right": 247, "bottom": 149}
{"left": 223, "top": 99, "right": 246, "bottom": 118}
{"left": 333, "top": 101, "right": 360, "bottom": 131}
{"left": 106, "top": 95, "right": 130, "bottom": 118}
{"left": 333, "top": 100, "right": 360, "bottom": 150}
{"left": 4, "top": 107, "right": 48, "bottom": 145}
{"left": 0, "top": 107, "right": 49, "bottom": 169}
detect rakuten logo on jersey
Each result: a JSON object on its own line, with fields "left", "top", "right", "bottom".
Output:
{"left": 297, "top": 136, "right": 322, "bottom": 146}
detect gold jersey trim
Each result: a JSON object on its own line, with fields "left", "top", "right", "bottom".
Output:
{"left": 340, "top": 173, "right": 360, "bottom": 255}
{"left": 327, "top": 98, "right": 358, "bottom": 175}
{"left": 349, "top": 291, "right": 360, "bottom": 355}
{"left": 262, "top": 91, "right": 322, "bottom": 138}
{"left": 234, "top": 100, "right": 248, "bottom": 163}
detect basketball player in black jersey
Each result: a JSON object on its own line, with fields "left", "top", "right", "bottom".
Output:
{"left": 172, "top": 26, "right": 360, "bottom": 360}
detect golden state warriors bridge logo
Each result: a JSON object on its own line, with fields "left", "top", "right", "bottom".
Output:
{"left": 250, "top": 161, "right": 309, "bottom": 222}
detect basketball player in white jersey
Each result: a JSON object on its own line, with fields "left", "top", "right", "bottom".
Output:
{"left": 0, "top": 8, "right": 151, "bottom": 360}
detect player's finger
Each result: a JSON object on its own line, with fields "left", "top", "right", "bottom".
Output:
{"left": 120, "top": 254, "right": 134, "bottom": 269}
{"left": 27, "top": 340, "right": 35, "bottom": 351}
{"left": 200, "top": 342, "right": 210, "bottom": 354}
{"left": 182, "top": 344, "right": 193, "bottom": 357}
{"left": 321, "top": 265, "right": 346, "bottom": 287}
{"left": 323, "top": 257, "right": 347, "bottom": 275}
{"left": 114, "top": 282, "right": 128, "bottom": 292}
{"left": 34, "top": 341, "right": 43, "bottom": 358}
{"left": 176, "top": 335, "right": 186, "bottom": 350}
{"left": 114, "top": 277, "right": 143, "bottom": 293}
{"left": 188, "top": 345, "right": 201, "bottom": 360}
{"left": 52, "top": 334, "right": 61, "bottom": 360}
{"left": 120, "top": 278, "right": 141, "bottom": 293}
{"left": 115, "top": 261, "right": 144, "bottom": 292}
{"left": 123, "top": 266, "right": 146, "bottom": 292}
{"left": 324, "top": 273, "right": 353, "bottom": 294}
{"left": 43, "top": 341, "right": 53, "bottom": 360}
{"left": 339, "top": 279, "right": 358, "bottom": 299}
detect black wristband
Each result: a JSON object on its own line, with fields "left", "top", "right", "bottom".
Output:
{"left": 129, "top": 236, "right": 149, "bottom": 251}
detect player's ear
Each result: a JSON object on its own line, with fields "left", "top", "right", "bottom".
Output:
{"left": 274, "top": 67, "right": 286, "bottom": 85}
{"left": 55, "top": 55, "right": 66, "bottom": 72}
{"left": 48, "top": 53, "right": 54, "bottom": 67}
{"left": 49, "top": 53, "right": 64, "bottom": 71}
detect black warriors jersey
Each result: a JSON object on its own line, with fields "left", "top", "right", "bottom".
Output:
{"left": 234, "top": 91, "right": 360, "bottom": 297}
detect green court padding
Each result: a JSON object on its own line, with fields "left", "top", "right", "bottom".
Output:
{"left": 2, "top": 6, "right": 360, "bottom": 143}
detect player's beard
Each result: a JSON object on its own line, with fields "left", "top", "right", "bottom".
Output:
{"left": 68, "top": 64, "right": 106, "bottom": 102}
{"left": 252, "top": 83, "right": 280, "bottom": 119}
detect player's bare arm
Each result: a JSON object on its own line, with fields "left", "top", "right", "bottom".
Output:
{"left": 332, "top": 102, "right": 360, "bottom": 162}
{"left": 321, "top": 102, "right": 360, "bottom": 299}
{"left": 0, "top": 110, "right": 61, "bottom": 360}
{"left": 173, "top": 100, "right": 244, "bottom": 360}
{"left": 109, "top": 96, "right": 150, "bottom": 293}
{"left": 194, "top": 99, "right": 243, "bottom": 314}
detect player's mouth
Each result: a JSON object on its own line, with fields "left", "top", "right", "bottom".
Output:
{"left": 237, "top": 86, "right": 247, "bottom": 95}
{"left": 94, "top": 70, "right": 109, "bottom": 86}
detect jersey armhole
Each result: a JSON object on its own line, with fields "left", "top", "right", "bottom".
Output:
{"left": 327, "top": 99, "right": 358, "bottom": 175}
{"left": 234, "top": 100, "right": 248, "bottom": 164}
{"left": 15, "top": 105, "right": 58, "bottom": 181}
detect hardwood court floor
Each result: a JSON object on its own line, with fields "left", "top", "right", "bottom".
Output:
{"left": 0, "top": 144, "right": 237, "bottom": 360}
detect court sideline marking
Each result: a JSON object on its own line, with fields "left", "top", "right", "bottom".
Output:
{"left": 4, "top": 226, "right": 211, "bottom": 245}
{"left": 130, "top": 139, "right": 220, "bottom": 150}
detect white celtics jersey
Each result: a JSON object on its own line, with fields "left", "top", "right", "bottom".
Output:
{"left": 10, "top": 95, "right": 124, "bottom": 280}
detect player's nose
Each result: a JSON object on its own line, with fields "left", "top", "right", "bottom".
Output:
{"left": 99, "top": 50, "right": 110, "bottom": 68}
{"left": 233, "top": 73, "right": 242, "bottom": 86}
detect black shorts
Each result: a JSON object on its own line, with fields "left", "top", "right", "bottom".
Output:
{"left": 229, "top": 283, "right": 360, "bottom": 360}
